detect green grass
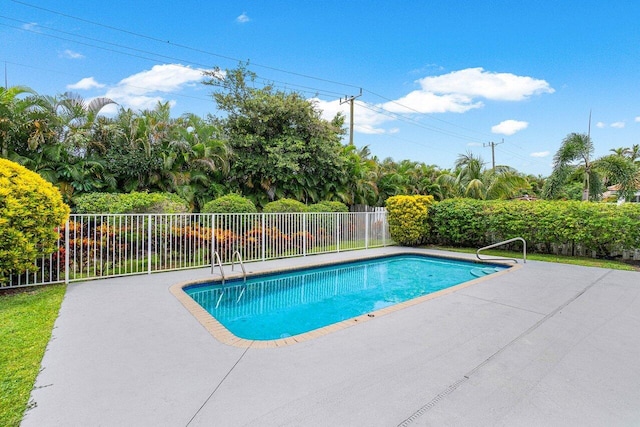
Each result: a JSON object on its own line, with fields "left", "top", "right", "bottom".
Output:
{"left": 428, "top": 246, "right": 639, "bottom": 271}
{"left": 0, "top": 284, "right": 66, "bottom": 427}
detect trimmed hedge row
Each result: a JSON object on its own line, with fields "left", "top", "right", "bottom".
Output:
{"left": 385, "top": 196, "right": 640, "bottom": 258}
{"left": 427, "top": 199, "right": 640, "bottom": 258}
{"left": 73, "top": 192, "right": 190, "bottom": 214}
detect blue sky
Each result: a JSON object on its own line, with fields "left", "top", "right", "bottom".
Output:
{"left": 2, "top": 0, "right": 640, "bottom": 176}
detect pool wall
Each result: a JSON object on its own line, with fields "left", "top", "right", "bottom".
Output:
{"left": 170, "top": 249, "right": 521, "bottom": 348}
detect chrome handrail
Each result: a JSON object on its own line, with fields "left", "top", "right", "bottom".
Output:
{"left": 232, "top": 250, "right": 247, "bottom": 280}
{"left": 211, "top": 251, "right": 225, "bottom": 284}
{"left": 476, "top": 237, "right": 526, "bottom": 263}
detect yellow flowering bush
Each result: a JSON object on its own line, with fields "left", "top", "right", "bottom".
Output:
{"left": 0, "top": 159, "right": 70, "bottom": 281}
{"left": 385, "top": 195, "right": 434, "bottom": 246}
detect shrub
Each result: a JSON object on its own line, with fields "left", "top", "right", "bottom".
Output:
{"left": 428, "top": 199, "right": 489, "bottom": 247}
{"left": 73, "top": 192, "right": 189, "bottom": 214}
{"left": 308, "top": 201, "right": 349, "bottom": 212}
{"left": 201, "top": 194, "right": 257, "bottom": 213}
{"left": 427, "top": 199, "right": 640, "bottom": 258}
{"left": 0, "top": 159, "right": 70, "bottom": 281}
{"left": 386, "top": 195, "right": 434, "bottom": 246}
{"left": 263, "top": 198, "right": 308, "bottom": 213}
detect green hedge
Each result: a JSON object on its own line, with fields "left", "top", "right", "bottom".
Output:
{"left": 201, "top": 194, "right": 257, "bottom": 213}
{"left": 73, "top": 192, "right": 189, "bottom": 214}
{"left": 263, "top": 198, "right": 308, "bottom": 213}
{"left": 427, "top": 199, "right": 640, "bottom": 258}
{"left": 307, "top": 201, "right": 349, "bottom": 213}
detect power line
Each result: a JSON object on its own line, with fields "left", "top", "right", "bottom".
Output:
{"left": 483, "top": 139, "right": 504, "bottom": 171}
{"left": 4, "top": 0, "right": 514, "bottom": 152}
{"left": 7, "top": 0, "right": 363, "bottom": 90}
{"left": 340, "top": 89, "right": 362, "bottom": 145}
{"left": 363, "top": 88, "right": 497, "bottom": 140}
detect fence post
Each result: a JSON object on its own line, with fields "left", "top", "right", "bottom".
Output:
{"left": 64, "top": 218, "right": 70, "bottom": 284}
{"left": 303, "top": 213, "right": 307, "bottom": 257}
{"left": 147, "top": 215, "right": 152, "bottom": 274}
{"left": 261, "top": 214, "right": 266, "bottom": 261}
{"left": 365, "top": 212, "right": 369, "bottom": 249}
{"left": 382, "top": 211, "right": 387, "bottom": 247}
{"left": 210, "top": 214, "right": 215, "bottom": 273}
{"left": 336, "top": 213, "right": 340, "bottom": 253}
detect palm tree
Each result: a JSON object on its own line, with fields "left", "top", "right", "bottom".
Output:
{"left": 543, "top": 133, "right": 600, "bottom": 201}
{"left": 595, "top": 154, "right": 640, "bottom": 202}
{"left": 433, "top": 152, "right": 530, "bottom": 200}
{"left": 0, "top": 85, "right": 37, "bottom": 158}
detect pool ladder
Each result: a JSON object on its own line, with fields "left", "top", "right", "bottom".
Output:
{"left": 211, "top": 250, "right": 248, "bottom": 308}
{"left": 232, "top": 251, "right": 248, "bottom": 302}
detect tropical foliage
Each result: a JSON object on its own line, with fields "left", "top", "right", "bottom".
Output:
{"left": 543, "top": 133, "right": 640, "bottom": 201}
{"left": 3, "top": 77, "right": 640, "bottom": 211}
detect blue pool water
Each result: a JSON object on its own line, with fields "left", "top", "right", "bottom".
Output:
{"left": 185, "top": 255, "right": 507, "bottom": 340}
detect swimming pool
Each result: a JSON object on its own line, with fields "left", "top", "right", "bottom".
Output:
{"left": 182, "top": 254, "right": 509, "bottom": 342}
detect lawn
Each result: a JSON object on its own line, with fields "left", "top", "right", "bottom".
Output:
{"left": 430, "top": 245, "right": 640, "bottom": 271}
{"left": 0, "top": 284, "right": 66, "bottom": 427}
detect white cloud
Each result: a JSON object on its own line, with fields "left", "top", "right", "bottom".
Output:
{"left": 382, "top": 67, "right": 553, "bottom": 115}
{"left": 22, "top": 22, "right": 38, "bottom": 31}
{"left": 610, "top": 121, "right": 625, "bottom": 128}
{"left": 491, "top": 119, "right": 529, "bottom": 136}
{"left": 236, "top": 12, "right": 250, "bottom": 23}
{"left": 635, "top": 116, "right": 640, "bottom": 123}
{"left": 531, "top": 151, "right": 550, "bottom": 158}
{"left": 383, "top": 91, "right": 482, "bottom": 114}
{"left": 103, "top": 64, "right": 205, "bottom": 111}
{"left": 596, "top": 122, "right": 606, "bottom": 128}
{"left": 313, "top": 98, "right": 394, "bottom": 135}
{"left": 467, "top": 142, "right": 483, "bottom": 147}
{"left": 315, "top": 67, "right": 552, "bottom": 137}
{"left": 417, "top": 67, "right": 554, "bottom": 101}
{"left": 60, "top": 49, "right": 84, "bottom": 59}
{"left": 67, "top": 77, "right": 105, "bottom": 90}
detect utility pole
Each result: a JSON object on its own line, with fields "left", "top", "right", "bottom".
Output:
{"left": 340, "top": 88, "right": 362, "bottom": 145}
{"left": 483, "top": 139, "right": 504, "bottom": 171}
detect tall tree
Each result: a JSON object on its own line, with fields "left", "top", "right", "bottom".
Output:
{"left": 435, "top": 152, "right": 530, "bottom": 200}
{"left": 0, "top": 86, "right": 37, "bottom": 158}
{"left": 543, "top": 132, "right": 601, "bottom": 201}
{"left": 204, "top": 65, "right": 346, "bottom": 207}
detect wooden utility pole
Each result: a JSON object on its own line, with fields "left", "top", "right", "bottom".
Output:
{"left": 340, "top": 89, "right": 362, "bottom": 145}
{"left": 483, "top": 139, "right": 504, "bottom": 171}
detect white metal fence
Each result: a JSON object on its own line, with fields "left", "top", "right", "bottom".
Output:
{"left": 4, "top": 211, "right": 391, "bottom": 288}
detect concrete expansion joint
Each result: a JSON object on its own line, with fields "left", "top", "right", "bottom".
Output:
{"left": 397, "top": 269, "right": 614, "bottom": 425}
{"left": 185, "top": 342, "right": 254, "bottom": 426}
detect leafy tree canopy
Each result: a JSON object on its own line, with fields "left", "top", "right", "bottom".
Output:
{"left": 203, "top": 65, "right": 346, "bottom": 207}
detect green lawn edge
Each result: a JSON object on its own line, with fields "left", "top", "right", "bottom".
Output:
{"left": 426, "top": 245, "right": 639, "bottom": 271}
{"left": 0, "top": 284, "right": 66, "bottom": 427}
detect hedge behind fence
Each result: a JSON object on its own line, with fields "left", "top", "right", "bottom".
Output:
{"left": 427, "top": 199, "right": 640, "bottom": 258}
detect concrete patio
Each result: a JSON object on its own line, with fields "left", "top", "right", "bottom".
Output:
{"left": 22, "top": 247, "right": 640, "bottom": 426}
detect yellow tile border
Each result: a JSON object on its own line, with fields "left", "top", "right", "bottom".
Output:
{"left": 170, "top": 253, "right": 523, "bottom": 349}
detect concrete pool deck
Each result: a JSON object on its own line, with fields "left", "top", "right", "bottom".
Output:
{"left": 22, "top": 247, "right": 640, "bottom": 426}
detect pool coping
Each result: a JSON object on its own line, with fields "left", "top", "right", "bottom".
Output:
{"left": 170, "top": 251, "right": 522, "bottom": 348}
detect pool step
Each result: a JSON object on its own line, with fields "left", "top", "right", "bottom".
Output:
{"left": 470, "top": 267, "right": 502, "bottom": 277}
